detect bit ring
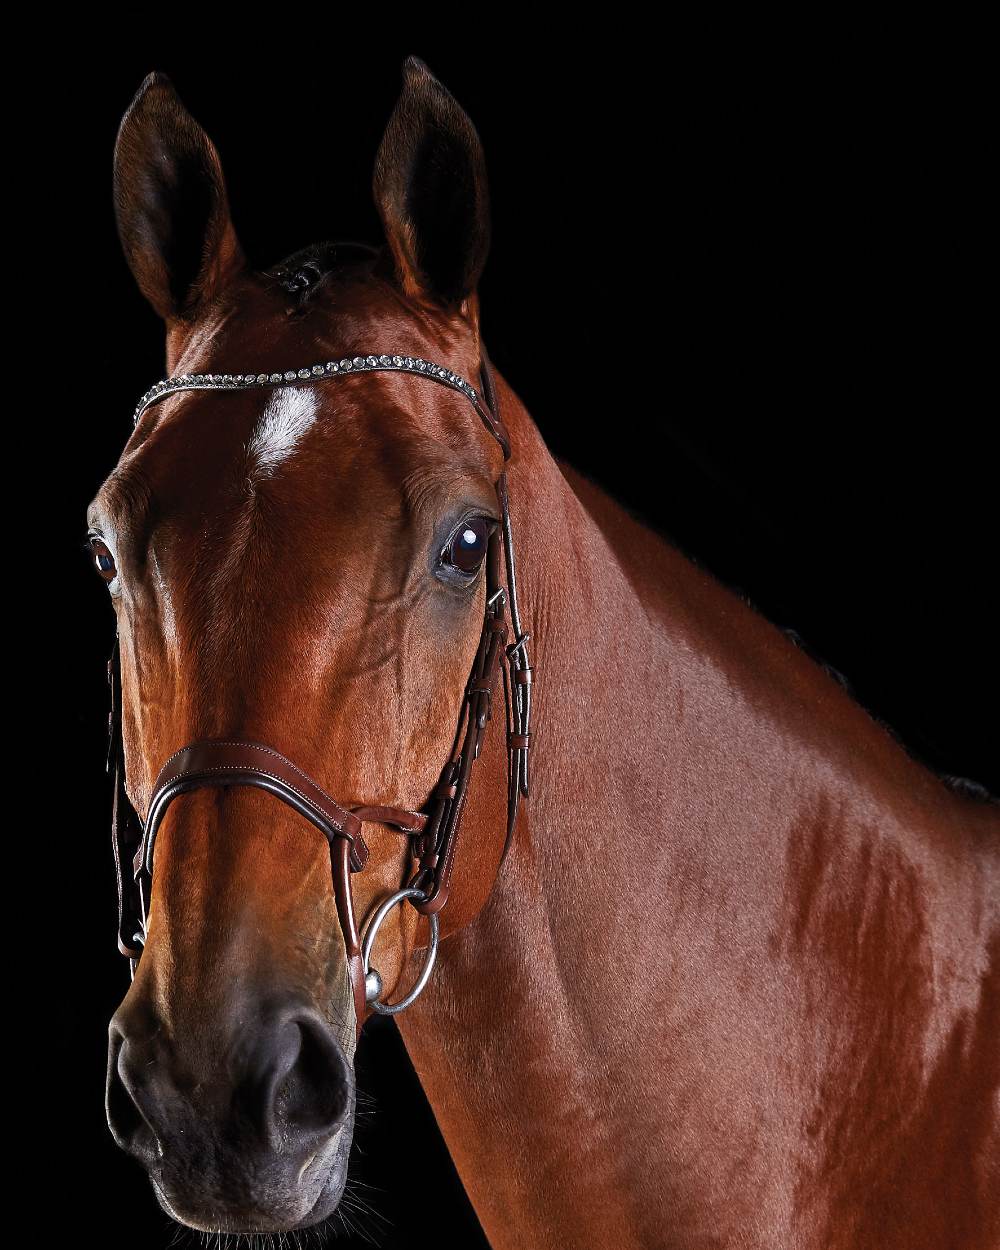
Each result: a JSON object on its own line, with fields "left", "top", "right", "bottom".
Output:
{"left": 360, "top": 887, "right": 440, "bottom": 1015}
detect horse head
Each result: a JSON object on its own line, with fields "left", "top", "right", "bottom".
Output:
{"left": 94, "top": 59, "right": 528, "bottom": 1233}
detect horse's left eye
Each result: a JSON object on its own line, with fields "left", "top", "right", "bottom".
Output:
{"left": 88, "top": 537, "right": 118, "bottom": 583}
{"left": 441, "top": 516, "right": 491, "bottom": 575}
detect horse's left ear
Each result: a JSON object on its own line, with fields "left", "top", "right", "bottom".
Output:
{"left": 374, "top": 58, "right": 490, "bottom": 315}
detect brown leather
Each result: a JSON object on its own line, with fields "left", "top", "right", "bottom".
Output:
{"left": 351, "top": 806, "right": 428, "bottom": 834}
{"left": 140, "top": 740, "right": 368, "bottom": 870}
{"left": 134, "top": 740, "right": 372, "bottom": 1029}
{"left": 331, "top": 837, "right": 367, "bottom": 1030}
{"left": 108, "top": 643, "right": 145, "bottom": 960}
{"left": 108, "top": 355, "right": 533, "bottom": 1031}
{"left": 408, "top": 532, "right": 510, "bottom": 916}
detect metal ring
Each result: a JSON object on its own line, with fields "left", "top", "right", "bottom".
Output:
{"left": 360, "top": 887, "right": 440, "bottom": 1016}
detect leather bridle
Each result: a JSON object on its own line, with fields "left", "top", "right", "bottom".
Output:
{"left": 107, "top": 351, "right": 532, "bottom": 1035}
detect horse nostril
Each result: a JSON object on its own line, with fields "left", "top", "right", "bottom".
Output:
{"left": 267, "top": 1013, "right": 351, "bottom": 1146}
{"left": 106, "top": 1027, "right": 157, "bottom": 1155}
{"left": 106, "top": 1003, "right": 351, "bottom": 1166}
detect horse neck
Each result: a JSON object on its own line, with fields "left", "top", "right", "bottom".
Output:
{"left": 395, "top": 375, "right": 686, "bottom": 1247}
{"left": 394, "top": 371, "right": 994, "bottom": 1250}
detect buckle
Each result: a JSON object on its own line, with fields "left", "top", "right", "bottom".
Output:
{"left": 506, "top": 632, "right": 531, "bottom": 658}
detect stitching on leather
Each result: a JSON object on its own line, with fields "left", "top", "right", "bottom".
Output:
{"left": 353, "top": 807, "right": 426, "bottom": 834}
{"left": 148, "top": 764, "right": 355, "bottom": 836}
{"left": 153, "top": 743, "right": 354, "bottom": 825}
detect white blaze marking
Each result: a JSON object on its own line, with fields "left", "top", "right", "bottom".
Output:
{"left": 247, "top": 387, "right": 317, "bottom": 476}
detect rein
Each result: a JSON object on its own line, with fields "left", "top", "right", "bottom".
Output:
{"left": 107, "top": 351, "right": 533, "bottom": 1033}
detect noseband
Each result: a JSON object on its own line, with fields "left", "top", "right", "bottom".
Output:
{"left": 107, "top": 352, "right": 533, "bottom": 1034}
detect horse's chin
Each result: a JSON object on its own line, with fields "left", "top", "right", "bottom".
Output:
{"left": 147, "top": 1121, "right": 353, "bottom": 1234}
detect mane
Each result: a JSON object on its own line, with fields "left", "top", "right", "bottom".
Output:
{"left": 779, "top": 627, "right": 998, "bottom": 805}
{"left": 565, "top": 461, "right": 998, "bottom": 808}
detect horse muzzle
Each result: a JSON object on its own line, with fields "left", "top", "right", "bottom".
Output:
{"left": 107, "top": 992, "right": 354, "bottom": 1231}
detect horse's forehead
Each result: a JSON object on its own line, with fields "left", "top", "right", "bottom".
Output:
{"left": 102, "top": 369, "right": 498, "bottom": 630}
{"left": 121, "top": 377, "right": 489, "bottom": 519}
{"left": 132, "top": 282, "right": 484, "bottom": 481}
{"left": 99, "top": 276, "right": 498, "bottom": 629}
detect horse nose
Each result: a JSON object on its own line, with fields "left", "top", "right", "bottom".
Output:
{"left": 107, "top": 1002, "right": 352, "bottom": 1159}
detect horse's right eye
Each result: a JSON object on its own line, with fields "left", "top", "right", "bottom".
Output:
{"left": 88, "top": 537, "right": 118, "bottom": 584}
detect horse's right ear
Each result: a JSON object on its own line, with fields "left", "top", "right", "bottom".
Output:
{"left": 113, "top": 73, "right": 244, "bottom": 321}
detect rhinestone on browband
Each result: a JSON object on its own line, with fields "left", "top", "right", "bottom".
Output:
{"left": 133, "top": 354, "right": 482, "bottom": 425}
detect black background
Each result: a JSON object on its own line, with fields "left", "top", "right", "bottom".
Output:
{"left": 24, "top": 28, "right": 995, "bottom": 1250}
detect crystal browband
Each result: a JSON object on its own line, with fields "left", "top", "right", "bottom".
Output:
{"left": 133, "top": 353, "right": 483, "bottom": 425}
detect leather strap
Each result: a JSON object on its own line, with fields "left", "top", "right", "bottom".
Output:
{"left": 405, "top": 359, "right": 533, "bottom": 913}
{"left": 139, "top": 741, "right": 368, "bottom": 876}
{"left": 108, "top": 639, "right": 145, "bottom": 961}
{"left": 408, "top": 522, "right": 509, "bottom": 914}
{"left": 350, "top": 805, "right": 428, "bottom": 834}
{"left": 136, "top": 741, "right": 373, "bottom": 1030}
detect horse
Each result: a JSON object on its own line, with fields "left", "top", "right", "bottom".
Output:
{"left": 91, "top": 58, "right": 999, "bottom": 1249}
